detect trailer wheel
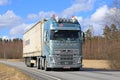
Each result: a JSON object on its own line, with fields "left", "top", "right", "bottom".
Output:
{"left": 25, "top": 58, "right": 27, "bottom": 66}
{"left": 40, "top": 59, "right": 42, "bottom": 69}
{"left": 41, "top": 59, "right": 44, "bottom": 70}
{"left": 30, "top": 63, "right": 34, "bottom": 67}
{"left": 25, "top": 57, "right": 31, "bottom": 67}
{"left": 74, "top": 68, "right": 80, "bottom": 71}
{"left": 37, "top": 58, "right": 40, "bottom": 69}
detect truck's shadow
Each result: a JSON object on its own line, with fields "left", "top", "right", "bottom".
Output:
{"left": 52, "top": 68, "right": 120, "bottom": 72}
{"left": 33, "top": 66, "right": 119, "bottom": 72}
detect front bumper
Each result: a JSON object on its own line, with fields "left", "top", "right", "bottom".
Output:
{"left": 48, "top": 63, "right": 82, "bottom": 69}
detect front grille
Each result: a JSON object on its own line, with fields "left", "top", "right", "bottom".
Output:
{"left": 60, "top": 54, "right": 73, "bottom": 60}
{"left": 60, "top": 54, "right": 73, "bottom": 65}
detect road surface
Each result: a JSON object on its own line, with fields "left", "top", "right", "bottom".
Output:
{"left": 0, "top": 60, "right": 120, "bottom": 80}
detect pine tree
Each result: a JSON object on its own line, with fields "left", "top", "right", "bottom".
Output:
{"left": 103, "top": 25, "right": 111, "bottom": 39}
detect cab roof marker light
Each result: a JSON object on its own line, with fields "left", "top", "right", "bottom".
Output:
{"left": 51, "top": 14, "right": 55, "bottom": 19}
{"left": 71, "top": 15, "right": 76, "bottom": 22}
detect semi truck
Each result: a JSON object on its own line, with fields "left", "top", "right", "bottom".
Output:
{"left": 23, "top": 16, "right": 85, "bottom": 71}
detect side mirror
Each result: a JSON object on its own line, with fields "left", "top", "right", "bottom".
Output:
{"left": 42, "top": 55, "right": 46, "bottom": 58}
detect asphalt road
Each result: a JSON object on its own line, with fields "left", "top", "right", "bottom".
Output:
{"left": 0, "top": 60, "right": 120, "bottom": 80}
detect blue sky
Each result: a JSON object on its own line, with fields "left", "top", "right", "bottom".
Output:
{"left": 0, "top": 0, "right": 114, "bottom": 39}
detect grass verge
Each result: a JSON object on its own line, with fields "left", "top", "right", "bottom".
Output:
{"left": 0, "top": 63, "right": 34, "bottom": 80}
{"left": 83, "top": 59, "right": 110, "bottom": 70}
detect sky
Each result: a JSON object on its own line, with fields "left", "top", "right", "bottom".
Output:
{"left": 0, "top": 0, "right": 114, "bottom": 39}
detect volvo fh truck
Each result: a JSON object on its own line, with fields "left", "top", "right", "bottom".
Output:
{"left": 23, "top": 16, "right": 85, "bottom": 71}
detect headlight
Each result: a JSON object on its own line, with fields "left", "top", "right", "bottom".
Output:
{"left": 49, "top": 55, "right": 55, "bottom": 63}
{"left": 77, "top": 56, "right": 82, "bottom": 63}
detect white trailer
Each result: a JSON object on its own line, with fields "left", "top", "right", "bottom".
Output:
{"left": 23, "top": 20, "right": 46, "bottom": 67}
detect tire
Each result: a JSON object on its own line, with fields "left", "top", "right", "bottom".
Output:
{"left": 37, "top": 59, "right": 40, "bottom": 69}
{"left": 31, "top": 63, "right": 34, "bottom": 67}
{"left": 40, "top": 60, "right": 42, "bottom": 69}
{"left": 44, "top": 59, "right": 50, "bottom": 71}
{"left": 41, "top": 59, "right": 44, "bottom": 70}
{"left": 74, "top": 68, "right": 80, "bottom": 71}
{"left": 25, "top": 58, "right": 27, "bottom": 66}
{"left": 25, "top": 57, "right": 30, "bottom": 67}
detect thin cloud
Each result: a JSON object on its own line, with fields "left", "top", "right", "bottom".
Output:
{"left": 91, "top": 5, "right": 109, "bottom": 22}
{"left": 0, "top": 0, "right": 10, "bottom": 5}
{"left": 27, "top": 11, "right": 56, "bottom": 20}
{"left": 27, "top": 14, "right": 38, "bottom": 20}
{"left": 27, "top": 0, "right": 95, "bottom": 20}
{"left": 62, "top": 0, "right": 95, "bottom": 17}
{"left": 0, "top": 10, "right": 23, "bottom": 28}
{"left": 10, "top": 23, "right": 34, "bottom": 36}
{"left": 77, "top": 5, "right": 110, "bottom": 35}
{"left": 2, "top": 36, "right": 9, "bottom": 40}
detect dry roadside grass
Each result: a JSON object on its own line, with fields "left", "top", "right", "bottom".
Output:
{"left": 0, "top": 64, "right": 34, "bottom": 80}
{"left": 83, "top": 59, "right": 111, "bottom": 70}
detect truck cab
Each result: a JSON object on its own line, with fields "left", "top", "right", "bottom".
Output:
{"left": 41, "top": 16, "right": 84, "bottom": 70}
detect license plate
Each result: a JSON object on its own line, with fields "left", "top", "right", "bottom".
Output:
{"left": 63, "top": 66, "right": 70, "bottom": 69}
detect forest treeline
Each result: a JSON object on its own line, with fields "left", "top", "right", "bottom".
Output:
{"left": 83, "top": 24, "right": 120, "bottom": 59}
{"left": 0, "top": 38, "right": 23, "bottom": 59}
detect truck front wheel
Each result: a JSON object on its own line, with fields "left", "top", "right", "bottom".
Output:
{"left": 44, "top": 59, "right": 50, "bottom": 71}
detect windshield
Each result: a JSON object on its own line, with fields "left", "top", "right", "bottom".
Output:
{"left": 50, "top": 30, "right": 80, "bottom": 41}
